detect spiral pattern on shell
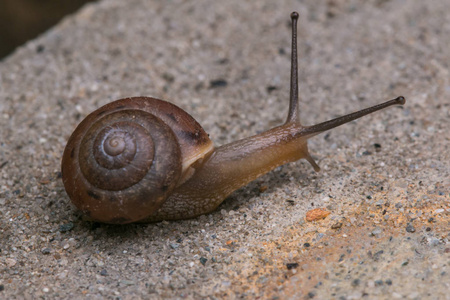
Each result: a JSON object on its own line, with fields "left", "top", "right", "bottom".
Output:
{"left": 62, "top": 104, "right": 182, "bottom": 224}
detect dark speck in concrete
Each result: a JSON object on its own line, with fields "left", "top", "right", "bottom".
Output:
{"left": 41, "top": 248, "right": 51, "bottom": 255}
{"left": 406, "top": 223, "right": 416, "bottom": 233}
{"left": 352, "top": 279, "right": 361, "bottom": 287}
{"left": 209, "top": 79, "right": 228, "bottom": 88}
{"left": 200, "top": 257, "right": 207, "bottom": 266}
{"left": 59, "top": 222, "right": 74, "bottom": 233}
{"left": 286, "top": 263, "right": 299, "bottom": 270}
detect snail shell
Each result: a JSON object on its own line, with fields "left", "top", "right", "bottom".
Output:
{"left": 61, "top": 97, "right": 214, "bottom": 224}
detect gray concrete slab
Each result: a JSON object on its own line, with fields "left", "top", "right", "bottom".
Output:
{"left": 0, "top": 0, "right": 448, "bottom": 299}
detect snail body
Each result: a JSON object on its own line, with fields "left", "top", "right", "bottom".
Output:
{"left": 62, "top": 12, "right": 405, "bottom": 224}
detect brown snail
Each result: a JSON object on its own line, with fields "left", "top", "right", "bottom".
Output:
{"left": 62, "top": 12, "right": 405, "bottom": 224}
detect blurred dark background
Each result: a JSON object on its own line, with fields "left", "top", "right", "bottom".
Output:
{"left": 0, "top": 0, "right": 97, "bottom": 60}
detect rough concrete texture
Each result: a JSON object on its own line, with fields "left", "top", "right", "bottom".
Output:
{"left": 0, "top": 0, "right": 449, "bottom": 299}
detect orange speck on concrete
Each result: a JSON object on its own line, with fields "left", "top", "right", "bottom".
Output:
{"left": 305, "top": 208, "right": 331, "bottom": 222}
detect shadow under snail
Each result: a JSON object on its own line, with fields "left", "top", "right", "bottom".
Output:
{"left": 62, "top": 12, "right": 406, "bottom": 224}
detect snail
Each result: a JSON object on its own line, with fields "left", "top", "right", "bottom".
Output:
{"left": 61, "top": 12, "right": 405, "bottom": 224}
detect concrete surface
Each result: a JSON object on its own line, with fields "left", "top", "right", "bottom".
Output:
{"left": 0, "top": 0, "right": 449, "bottom": 299}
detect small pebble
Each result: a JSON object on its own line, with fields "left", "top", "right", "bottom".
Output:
{"left": 121, "top": 280, "right": 135, "bottom": 286}
{"left": 428, "top": 238, "right": 441, "bottom": 247}
{"left": 331, "top": 222, "right": 343, "bottom": 229}
{"left": 305, "top": 208, "right": 330, "bottom": 222}
{"left": 375, "top": 280, "right": 383, "bottom": 286}
{"left": 375, "top": 200, "right": 384, "bottom": 207}
{"left": 371, "top": 227, "right": 382, "bottom": 236}
{"left": 59, "top": 222, "right": 74, "bottom": 233}
{"left": 199, "top": 257, "right": 207, "bottom": 266}
{"left": 41, "top": 248, "right": 51, "bottom": 255}
{"left": 286, "top": 263, "right": 299, "bottom": 270}
{"left": 100, "top": 269, "right": 108, "bottom": 276}
{"left": 259, "top": 185, "right": 268, "bottom": 193}
{"left": 170, "top": 243, "right": 179, "bottom": 249}
{"left": 5, "top": 258, "right": 16, "bottom": 267}
{"left": 406, "top": 224, "right": 415, "bottom": 233}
